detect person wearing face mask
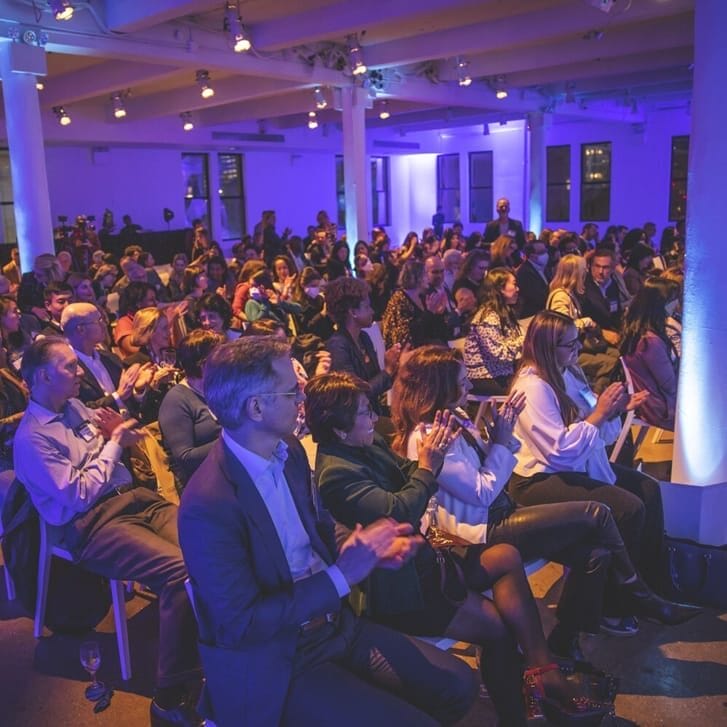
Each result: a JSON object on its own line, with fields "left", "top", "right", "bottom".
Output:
{"left": 619, "top": 277, "right": 680, "bottom": 430}
{"left": 244, "top": 269, "right": 301, "bottom": 331}
{"left": 516, "top": 241, "right": 552, "bottom": 319}
{"left": 291, "top": 267, "right": 334, "bottom": 340}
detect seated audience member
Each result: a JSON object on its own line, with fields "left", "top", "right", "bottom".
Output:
{"left": 382, "top": 260, "right": 444, "bottom": 349}
{"left": 452, "top": 249, "right": 488, "bottom": 301}
{"left": 112, "top": 259, "right": 149, "bottom": 294}
{"left": 0, "top": 326, "right": 28, "bottom": 471}
{"left": 516, "top": 240, "right": 551, "bottom": 319}
{"left": 423, "top": 255, "right": 467, "bottom": 340}
{"left": 115, "top": 281, "right": 158, "bottom": 358}
{"left": 0, "top": 296, "right": 32, "bottom": 370}
{"left": 38, "top": 281, "right": 74, "bottom": 337}
{"left": 231, "top": 259, "right": 266, "bottom": 320}
{"left": 442, "top": 249, "right": 463, "bottom": 291}
{"left": 159, "top": 330, "right": 224, "bottom": 490}
{"left": 557, "top": 233, "right": 581, "bottom": 258}
{"left": 353, "top": 252, "right": 373, "bottom": 279}
{"left": 87, "top": 249, "right": 106, "bottom": 279}
{"left": 92, "top": 264, "right": 119, "bottom": 309}
{"left": 325, "top": 277, "right": 401, "bottom": 416}
{"left": 364, "top": 262, "right": 390, "bottom": 321}
{"left": 18, "top": 253, "right": 64, "bottom": 320}
{"left": 57, "top": 250, "right": 74, "bottom": 277}
{"left": 244, "top": 269, "right": 301, "bottom": 329}
{"left": 206, "top": 255, "right": 235, "bottom": 300}
{"left": 178, "top": 338, "right": 476, "bottom": 727}
{"left": 290, "top": 267, "right": 335, "bottom": 340}
{"left": 167, "top": 253, "right": 189, "bottom": 302}
{"left": 2, "top": 247, "right": 21, "bottom": 289}
{"left": 490, "top": 235, "right": 519, "bottom": 270}
{"left": 464, "top": 268, "right": 523, "bottom": 395}
{"left": 308, "top": 372, "right": 612, "bottom": 726}
{"left": 392, "top": 345, "right": 680, "bottom": 660}
{"left": 622, "top": 243, "right": 654, "bottom": 297}
{"left": 580, "top": 247, "right": 629, "bottom": 346}
{"left": 196, "top": 293, "right": 242, "bottom": 341}
{"left": 271, "top": 255, "right": 297, "bottom": 301}
{"left": 620, "top": 228, "right": 646, "bottom": 262}
{"left": 507, "top": 311, "right": 701, "bottom": 626}
{"left": 67, "top": 273, "right": 97, "bottom": 304}
{"left": 620, "top": 277, "right": 680, "bottom": 430}
{"left": 326, "top": 241, "right": 353, "bottom": 281}
{"left": 660, "top": 266, "right": 684, "bottom": 356}
{"left": 14, "top": 337, "right": 202, "bottom": 725}
{"left": 181, "top": 266, "right": 209, "bottom": 304}
{"left": 547, "top": 255, "right": 596, "bottom": 332}
{"left": 61, "top": 302, "right": 148, "bottom": 417}
{"left": 285, "top": 236, "right": 306, "bottom": 275}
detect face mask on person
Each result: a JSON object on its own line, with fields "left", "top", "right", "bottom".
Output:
{"left": 532, "top": 253, "right": 549, "bottom": 267}
{"left": 304, "top": 286, "right": 320, "bottom": 299}
{"left": 664, "top": 299, "right": 679, "bottom": 317}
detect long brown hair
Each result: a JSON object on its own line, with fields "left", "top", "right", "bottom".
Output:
{"left": 473, "top": 267, "right": 520, "bottom": 334}
{"left": 391, "top": 345, "right": 462, "bottom": 455}
{"left": 517, "top": 310, "right": 580, "bottom": 426}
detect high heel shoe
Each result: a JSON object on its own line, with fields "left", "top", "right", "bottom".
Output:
{"left": 522, "top": 663, "right": 613, "bottom": 725}
{"left": 623, "top": 578, "right": 704, "bottom": 625}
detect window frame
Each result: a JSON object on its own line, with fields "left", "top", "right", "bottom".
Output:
{"left": 436, "top": 153, "right": 461, "bottom": 224}
{"left": 546, "top": 144, "right": 571, "bottom": 222}
{"left": 580, "top": 141, "right": 612, "bottom": 222}
{"left": 468, "top": 150, "right": 494, "bottom": 224}
{"left": 217, "top": 152, "right": 247, "bottom": 241}
{"left": 182, "top": 152, "right": 211, "bottom": 234}
{"left": 668, "top": 135, "right": 689, "bottom": 222}
{"left": 370, "top": 155, "right": 391, "bottom": 227}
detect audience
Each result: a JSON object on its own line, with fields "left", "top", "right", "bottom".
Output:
{"left": 516, "top": 240, "right": 551, "bottom": 319}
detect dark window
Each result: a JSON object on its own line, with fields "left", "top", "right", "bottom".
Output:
{"left": 0, "top": 149, "right": 16, "bottom": 244}
{"left": 546, "top": 145, "right": 570, "bottom": 222}
{"left": 437, "top": 153, "right": 460, "bottom": 223}
{"left": 580, "top": 142, "right": 611, "bottom": 221}
{"left": 182, "top": 153, "right": 210, "bottom": 232}
{"left": 371, "top": 156, "right": 390, "bottom": 227}
{"left": 469, "top": 151, "right": 493, "bottom": 223}
{"left": 217, "top": 153, "right": 246, "bottom": 241}
{"left": 335, "top": 155, "right": 345, "bottom": 230}
{"left": 669, "top": 136, "right": 689, "bottom": 221}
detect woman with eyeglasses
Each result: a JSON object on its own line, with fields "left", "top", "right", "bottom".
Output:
{"left": 506, "top": 310, "right": 701, "bottom": 635}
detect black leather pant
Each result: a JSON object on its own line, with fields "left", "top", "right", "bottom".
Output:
{"left": 487, "top": 500, "right": 636, "bottom": 634}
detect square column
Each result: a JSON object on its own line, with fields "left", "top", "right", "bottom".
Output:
{"left": 340, "top": 86, "right": 369, "bottom": 244}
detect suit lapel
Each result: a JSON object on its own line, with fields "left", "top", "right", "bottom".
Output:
{"left": 78, "top": 359, "right": 105, "bottom": 398}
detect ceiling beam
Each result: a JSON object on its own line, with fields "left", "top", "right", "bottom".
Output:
{"left": 40, "top": 60, "right": 180, "bottom": 107}
{"left": 364, "top": 0, "right": 693, "bottom": 68}
{"left": 104, "top": 0, "right": 221, "bottom": 34}
{"left": 196, "top": 89, "right": 316, "bottom": 126}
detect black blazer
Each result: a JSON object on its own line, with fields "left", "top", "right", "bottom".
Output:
{"left": 581, "top": 275, "right": 624, "bottom": 333}
{"left": 516, "top": 260, "right": 550, "bottom": 319}
{"left": 76, "top": 349, "right": 127, "bottom": 411}
{"left": 483, "top": 218, "right": 526, "bottom": 248}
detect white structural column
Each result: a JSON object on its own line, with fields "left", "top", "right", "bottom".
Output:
{"left": 0, "top": 41, "right": 54, "bottom": 271}
{"left": 340, "top": 86, "right": 369, "bottom": 243}
{"left": 526, "top": 112, "right": 545, "bottom": 235}
{"left": 665, "top": 0, "right": 727, "bottom": 546}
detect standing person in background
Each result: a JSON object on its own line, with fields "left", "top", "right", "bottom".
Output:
{"left": 432, "top": 205, "right": 445, "bottom": 239}
{"left": 483, "top": 198, "right": 526, "bottom": 250}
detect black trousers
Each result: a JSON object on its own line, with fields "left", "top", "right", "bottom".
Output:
{"left": 64, "top": 488, "right": 201, "bottom": 689}
{"left": 486, "top": 500, "right": 633, "bottom": 634}
{"left": 508, "top": 463, "right": 664, "bottom": 589}
{"left": 469, "top": 376, "right": 511, "bottom": 396}
{"left": 282, "top": 610, "right": 477, "bottom": 726}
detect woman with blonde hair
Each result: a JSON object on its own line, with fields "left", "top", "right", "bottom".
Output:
{"left": 546, "top": 254, "right": 594, "bottom": 331}
{"left": 490, "top": 234, "right": 518, "bottom": 269}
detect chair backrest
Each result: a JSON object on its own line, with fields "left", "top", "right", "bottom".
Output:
{"left": 362, "top": 322, "right": 385, "bottom": 369}
{"left": 184, "top": 577, "right": 199, "bottom": 621}
{"left": 619, "top": 356, "right": 636, "bottom": 395}
{"left": 609, "top": 357, "right": 635, "bottom": 463}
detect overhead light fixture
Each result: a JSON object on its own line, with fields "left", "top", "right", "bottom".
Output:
{"left": 307, "top": 111, "right": 318, "bottom": 129}
{"left": 494, "top": 76, "right": 508, "bottom": 99}
{"left": 314, "top": 86, "right": 328, "bottom": 110}
{"left": 111, "top": 91, "right": 127, "bottom": 119}
{"left": 181, "top": 112, "right": 194, "bottom": 131}
{"left": 49, "top": 0, "right": 74, "bottom": 21}
{"left": 53, "top": 105, "right": 71, "bottom": 126}
{"left": 196, "top": 69, "right": 215, "bottom": 99}
{"left": 348, "top": 37, "right": 367, "bottom": 76}
{"left": 378, "top": 100, "right": 390, "bottom": 120}
{"left": 224, "top": 1, "right": 251, "bottom": 52}
{"left": 456, "top": 57, "right": 472, "bottom": 87}
{"left": 36, "top": 80, "right": 45, "bottom": 91}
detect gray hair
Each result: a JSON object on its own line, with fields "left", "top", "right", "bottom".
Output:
{"left": 61, "top": 302, "right": 98, "bottom": 334}
{"left": 20, "top": 336, "right": 69, "bottom": 387}
{"left": 203, "top": 336, "right": 290, "bottom": 429}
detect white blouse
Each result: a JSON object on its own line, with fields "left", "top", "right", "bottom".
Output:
{"left": 407, "top": 414, "right": 517, "bottom": 543}
{"left": 511, "top": 366, "right": 620, "bottom": 484}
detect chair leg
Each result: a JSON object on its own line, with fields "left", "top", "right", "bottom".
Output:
{"left": 34, "top": 524, "right": 52, "bottom": 638}
{"left": 3, "top": 564, "right": 15, "bottom": 601}
{"left": 110, "top": 579, "right": 132, "bottom": 680}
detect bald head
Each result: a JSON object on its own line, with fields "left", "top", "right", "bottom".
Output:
{"left": 61, "top": 302, "right": 99, "bottom": 333}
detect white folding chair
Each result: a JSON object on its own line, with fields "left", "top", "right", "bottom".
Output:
{"left": 0, "top": 470, "right": 16, "bottom": 600}
{"left": 34, "top": 518, "right": 133, "bottom": 680}
{"left": 609, "top": 357, "right": 665, "bottom": 463}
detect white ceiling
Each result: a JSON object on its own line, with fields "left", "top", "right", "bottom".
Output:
{"left": 0, "top": 0, "right": 694, "bottom": 138}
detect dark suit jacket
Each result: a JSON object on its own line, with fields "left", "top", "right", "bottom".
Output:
{"left": 581, "top": 275, "right": 623, "bottom": 333}
{"left": 483, "top": 218, "right": 526, "bottom": 248}
{"left": 178, "top": 436, "right": 343, "bottom": 727}
{"left": 515, "top": 260, "right": 549, "bottom": 319}
{"left": 76, "top": 349, "right": 127, "bottom": 411}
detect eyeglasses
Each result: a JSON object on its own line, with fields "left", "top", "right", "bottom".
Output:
{"left": 259, "top": 389, "right": 300, "bottom": 399}
{"left": 557, "top": 338, "right": 580, "bottom": 351}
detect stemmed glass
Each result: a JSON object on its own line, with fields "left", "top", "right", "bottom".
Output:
{"left": 80, "top": 640, "right": 105, "bottom": 701}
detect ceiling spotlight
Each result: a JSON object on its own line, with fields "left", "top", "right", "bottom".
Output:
{"left": 307, "top": 111, "right": 319, "bottom": 130}
{"left": 494, "top": 77, "right": 508, "bottom": 99}
{"left": 314, "top": 86, "right": 328, "bottom": 110}
{"left": 53, "top": 105, "right": 71, "bottom": 126}
{"left": 378, "top": 100, "right": 390, "bottom": 120}
{"left": 224, "top": 1, "right": 251, "bottom": 52}
{"left": 36, "top": 80, "right": 45, "bottom": 91}
{"left": 111, "top": 91, "right": 127, "bottom": 119}
{"left": 348, "top": 37, "right": 367, "bottom": 76}
{"left": 181, "top": 112, "right": 194, "bottom": 131}
{"left": 456, "top": 57, "right": 472, "bottom": 87}
{"left": 49, "top": 0, "right": 74, "bottom": 21}
{"left": 196, "top": 69, "right": 215, "bottom": 99}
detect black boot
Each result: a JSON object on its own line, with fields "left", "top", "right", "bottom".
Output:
{"left": 623, "top": 578, "right": 704, "bottom": 625}
{"left": 547, "top": 623, "right": 586, "bottom": 663}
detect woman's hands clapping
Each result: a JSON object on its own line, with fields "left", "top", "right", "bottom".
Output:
{"left": 486, "top": 391, "right": 526, "bottom": 447}
{"left": 417, "top": 410, "right": 460, "bottom": 474}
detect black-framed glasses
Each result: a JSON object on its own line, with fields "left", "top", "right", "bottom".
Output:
{"left": 557, "top": 338, "right": 580, "bottom": 351}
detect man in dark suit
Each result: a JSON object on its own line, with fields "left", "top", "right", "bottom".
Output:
{"left": 178, "top": 337, "right": 477, "bottom": 727}
{"left": 580, "top": 247, "right": 628, "bottom": 346}
{"left": 37, "top": 281, "right": 73, "bottom": 338}
{"left": 516, "top": 240, "right": 551, "bottom": 319}
{"left": 483, "top": 197, "right": 526, "bottom": 249}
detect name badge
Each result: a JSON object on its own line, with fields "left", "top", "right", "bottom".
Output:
{"left": 609, "top": 300, "right": 618, "bottom": 313}
{"left": 76, "top": 420, "right": 98, "bottom": 442}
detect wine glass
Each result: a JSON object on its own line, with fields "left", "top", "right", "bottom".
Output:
{"left": 159, "top": 347, "right": 177, "bottom": 368}
{"left": 80, "top": 640, "right": 105, "bottom": 701}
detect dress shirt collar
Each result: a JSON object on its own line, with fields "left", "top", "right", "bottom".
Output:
{"left": 74, "top": 347, "right": 101, "bottom": 365}
{"left": 221, "top": 430, "right": 288, "bottom": 480}
{"left": 26, "top": 397, "right": 70, "bottom": 425}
